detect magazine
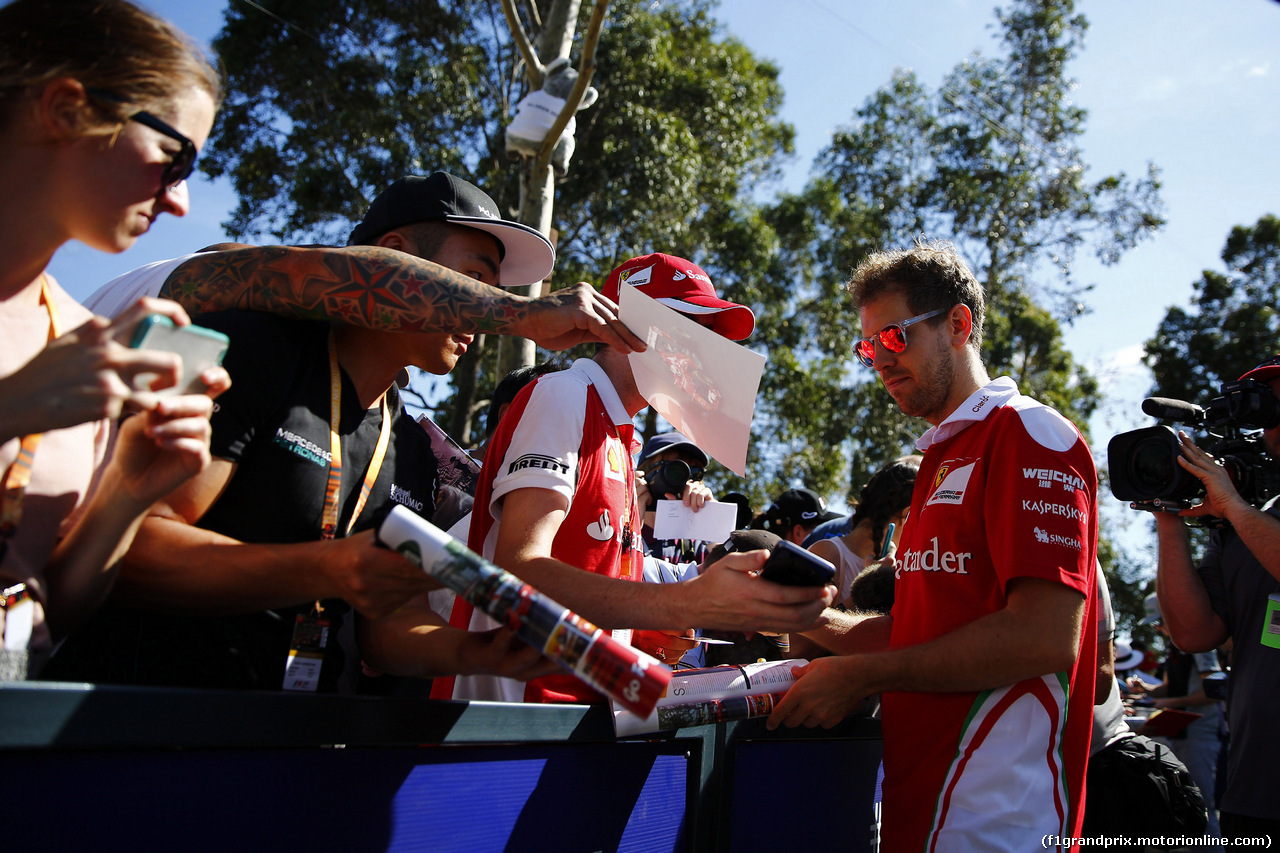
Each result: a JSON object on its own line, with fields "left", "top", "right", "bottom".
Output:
{"left": 1137, "top": 708, "right": 1202, "bottom": 738}
{"left": 613, "top": 659, "right": 805, "bottom": 736}
{"left": 376, "top": 505, "right": 670, "bottom": 717}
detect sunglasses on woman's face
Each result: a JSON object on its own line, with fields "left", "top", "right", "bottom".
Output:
{"left": 854, "top": 308, "right": 946, "bottom": 368}
{"left": 87, "top": 89, "right": 197, "bottom": 192}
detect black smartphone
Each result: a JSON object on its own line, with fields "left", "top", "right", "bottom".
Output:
{"left": 760, "top": 540, "right": 836, "bottom": 587}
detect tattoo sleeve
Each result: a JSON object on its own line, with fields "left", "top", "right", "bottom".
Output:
{"left": 157, "top": 246, "right": 531, "bottom": 334}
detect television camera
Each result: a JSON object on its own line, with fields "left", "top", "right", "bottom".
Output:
{"left": 1107, "top": 378, "right": 1280, "bottom": 519}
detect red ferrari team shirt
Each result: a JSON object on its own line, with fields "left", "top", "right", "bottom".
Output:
{"left": 881, "top": 377, "right": 1098, "bottom": 853}
{"left": 434, "top": 358, "right": 641, "bottom": 705}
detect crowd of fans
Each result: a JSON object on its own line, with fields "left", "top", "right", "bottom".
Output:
{"left": 2, "top": 2, "right": 1276, "bottom": 850}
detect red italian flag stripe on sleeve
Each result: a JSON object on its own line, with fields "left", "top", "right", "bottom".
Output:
{"left": 926, "top": 674, "right": 1071, "bottom": 852}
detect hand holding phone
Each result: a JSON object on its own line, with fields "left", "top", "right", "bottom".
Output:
{"left": 877, "top": 522, "right": 896, "bottom": 560}
{"left": 129, "top": 314, "right": 229, "bottom": 396}
{"left": 759, "top": 540, "right": 836, "bottom": 587}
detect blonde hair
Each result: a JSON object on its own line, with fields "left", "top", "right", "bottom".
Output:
{"left": 0, "top": 0, "right": 222, "bottom": 134}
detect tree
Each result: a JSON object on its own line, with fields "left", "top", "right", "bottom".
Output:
{"left": 1130, "top": 215, "right": 1280, "bottom": 585}
{"left": 1144, "top": 214, "right": 1280, "bottom": 404}
{"left": 740, "top": 0, "right": 1163, "bottom": 506}
{"left": 203, "top": 1, "right": 500, "bottom": 241}
{"left": 201, "top": 0, "right": 793, "bottom": 446}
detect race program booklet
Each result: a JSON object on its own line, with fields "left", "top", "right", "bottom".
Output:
{"left": 377, "top": 505, "right": 669, "bottom": 717}
{"left": 612, "top": 659, "right": 805, "bottom": 736}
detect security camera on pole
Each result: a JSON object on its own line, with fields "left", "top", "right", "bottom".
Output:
{"left": 498, "top": 0, "right": 608, "bottom": 373}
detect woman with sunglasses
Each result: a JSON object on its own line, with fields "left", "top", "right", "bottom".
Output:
{"left": 0, "top": 0, "right": 229, "bottom": 677}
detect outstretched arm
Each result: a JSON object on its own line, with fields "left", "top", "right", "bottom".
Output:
{"left": 768, "top": 577, "right": 1084, "bottom": 730}
{"left": 490, "top": 486, "right": 832, "bottom": 634}
{"left": 1152, "top": 431, "right": 1269, "bottom": 653}
{"left": 158, "top": 245, "right": 643, "bottom": 351}
{"left": 359, "top": 601, "right": 559, "bottom": 682}
{"left": 116, "top": 459, "right": 436, "bottom": 619}
{"left": 1155, "top": 513, "right": 1229, "bottom": 653}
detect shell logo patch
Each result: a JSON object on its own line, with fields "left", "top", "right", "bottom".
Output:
{"left": 603, "top": 436, "right": 627, "bottom": 482}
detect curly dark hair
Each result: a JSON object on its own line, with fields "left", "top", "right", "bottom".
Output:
{"left": 846, "top": 239, "right": 986, "bottom": 350}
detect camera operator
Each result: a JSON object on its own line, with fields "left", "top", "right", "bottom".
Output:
{"left": 1153, "top": 354, "right": 1280, "bottom": 842}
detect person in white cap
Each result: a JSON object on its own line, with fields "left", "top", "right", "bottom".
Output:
{"left": 429, "top": 252, "right": 834, "bottom": 705}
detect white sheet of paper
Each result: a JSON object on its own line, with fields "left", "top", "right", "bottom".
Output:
{"left": 651, "top": 499, "right": 738, "bottom": 542}
{"left": 619, "top": 286, "right": 765, "bottom": 476}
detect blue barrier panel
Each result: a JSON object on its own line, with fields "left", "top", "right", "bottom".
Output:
{"left": 0, "top": 742, "right": 691, "bottom": 852}
{"left": 0, "top": 682, "right": 881, "bottom": 852}
{"left": 727, "top": 736, "right": 883, "bottom": 852}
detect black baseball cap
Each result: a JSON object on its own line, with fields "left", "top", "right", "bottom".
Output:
{"left": 705, "top": 529, "right": 782, "bottom": 567}
{"left": 769, "top": 488, "right": 842, "bottom": 525}
{"left": 348, "top": 172, "right": 555, "bottom": 288}
{"left": 637, "top": 431, "right": 709, "bottom": 468}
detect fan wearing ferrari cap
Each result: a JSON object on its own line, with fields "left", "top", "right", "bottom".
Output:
{"left": 430, "top": 253, "right": 835, "bottom": 705}
{"left": 44, "top": 174, "right": 574, "bottom": 692}
{"left": 1151, "top": 354, "right": 1280, "bottom": 841}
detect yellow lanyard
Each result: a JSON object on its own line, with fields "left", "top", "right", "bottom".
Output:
{"left": 0, "top": 276, "right": 62, "bottom": 549}
{"left": 320, "top": 330, "right": 391, "bottom": 541}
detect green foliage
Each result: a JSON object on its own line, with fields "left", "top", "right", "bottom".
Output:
{"left": 204, "top": 0, "right": 501, "bottom": 243}
{"left": 547, "top": 0, "right": 794, "bottom": 281}
{"left": 749, "top": 0, "right": 1159, "bottom": 503}
{"left": 1136, "top": 214, "right": 1280, "bottom": 574}
{"left": 205, "top": 0, "right": 794, "bottom": 444}
{"left": 202, "top": 0, "right": 1162, "bottom": 524}
{"left": 1144, "top": 214, "right": 1280, "bottom": 403}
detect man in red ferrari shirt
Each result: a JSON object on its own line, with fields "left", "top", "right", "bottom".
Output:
{"left": 769, "top": 240, "right": 1097, "bottom": 853}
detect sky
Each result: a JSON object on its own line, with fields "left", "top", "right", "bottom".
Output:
{"left": 46, "top": 0, "right": 1280, "bottom": 555}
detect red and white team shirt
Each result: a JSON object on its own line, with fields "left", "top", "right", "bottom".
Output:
{"left": 881, "top": 377, "right": 1098, "bottom": 853}
{"left": 433, "top": 359, "right": 641, "bottom": 705}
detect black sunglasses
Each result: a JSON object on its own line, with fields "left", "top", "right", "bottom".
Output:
{"left": 855, "top": 308, "right": 946, "bottom": 368}
{"left": 87, "top": 89, "right": 198, "bottom": 192}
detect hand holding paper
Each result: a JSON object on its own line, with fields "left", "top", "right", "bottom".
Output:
{"left": 651, "top": 498, "right": 737, "bottom": 542}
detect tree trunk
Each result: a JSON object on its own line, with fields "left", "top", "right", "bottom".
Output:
{"left": 496, "top": 0, "right": 581, "bottom": 380}
{"left": 448, "top": 334, "right": 487, "bottom": 447}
